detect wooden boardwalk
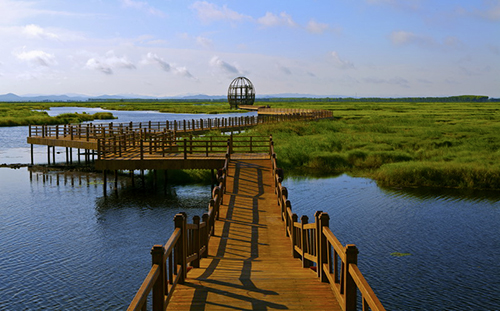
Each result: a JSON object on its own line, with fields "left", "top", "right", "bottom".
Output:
{"left": 168, "top": 159, "right": 341, "bottom": 310}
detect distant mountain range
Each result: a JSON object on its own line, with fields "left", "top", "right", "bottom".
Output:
{"left": 0, "top": 92, "right": 335, "bottom": 102}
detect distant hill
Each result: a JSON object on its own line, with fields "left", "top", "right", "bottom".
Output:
{"left": 0, "top": 92, "right": 338, "bottom": 102}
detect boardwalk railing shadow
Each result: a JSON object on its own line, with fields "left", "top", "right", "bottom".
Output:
{"left": 127, "top": 136, "right": 385, "bottom": 311}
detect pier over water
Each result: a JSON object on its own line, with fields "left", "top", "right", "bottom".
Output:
{"left": 26, "top": 109, "right": 384, "bottom": 310}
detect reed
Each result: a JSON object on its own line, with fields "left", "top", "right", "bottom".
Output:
{"left": 0, "top": 104, "right": 115, "bottom": 126}
{"left": 249, "top": 101, "right": 500, "bottom": 189}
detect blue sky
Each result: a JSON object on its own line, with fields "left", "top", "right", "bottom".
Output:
{"left": 0, "top": 0, "right": 498, "bottom": 97}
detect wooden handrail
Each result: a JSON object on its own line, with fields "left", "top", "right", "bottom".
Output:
{"left": 29, "top": 108, "right": 333, "bottom": 142}
{"left": 271, "top": 145, "right": 385, "bottom": 311}
{"left": 127, "top": 147, "right": 229, "bottom": 311}
{"left": 349, "top": 264, "right": 385, "bottom": 311}
{"left": 127, "top": 264, "right": 161, "bottom": 311}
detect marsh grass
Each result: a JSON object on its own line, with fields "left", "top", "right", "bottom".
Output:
{"left": 249, "top": 101, "right": 500, "bottom": 189}
{"left": 0, "top": 103, "right": 115, "bottom": 126}
{"left": 3, "top": 100, "right": 500, "bottom": 189}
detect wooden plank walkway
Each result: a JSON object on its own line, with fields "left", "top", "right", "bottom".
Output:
{"left": 168, "top": 159, "right": 341, "bottom": 310}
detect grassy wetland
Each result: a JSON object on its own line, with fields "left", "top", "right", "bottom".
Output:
{"left": 249, "top": 100, "right": 500, "bottom": 190}
{"left": 0, "top": 102, "right": 115, "bottom": 126}
{"left": 2, "top": 98, "right": 499, "bottom": 190}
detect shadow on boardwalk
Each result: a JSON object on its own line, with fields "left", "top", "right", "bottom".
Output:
{"left": 169, "top": 160, "right": 341, "bottom": 311}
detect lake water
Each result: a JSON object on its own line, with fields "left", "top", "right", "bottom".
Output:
{"left": 1, "top": 108, "right": 499, "bottom": 310}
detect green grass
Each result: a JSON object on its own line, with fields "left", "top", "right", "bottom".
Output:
{"left": 248, "top": 101, "right": 500, "bottom": 190}
{"left": 3, "top": 99, "right": 500, "bottom": 189}
{"left": 0, "top": 103, "right": 115, "bottom": 126}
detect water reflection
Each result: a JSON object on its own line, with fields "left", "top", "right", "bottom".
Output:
{"left": 379, "top": 184, "right": 500, "bottom": 204}
{"left": 27, "top": 166, "right": 210, "bottom": 220}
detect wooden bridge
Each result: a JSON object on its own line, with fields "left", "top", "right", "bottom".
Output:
{"left": 26, "top": 108, "right": 385, "bottom": 310}
{"left": 127, "top": 141, "right": 385, "bottom": 311}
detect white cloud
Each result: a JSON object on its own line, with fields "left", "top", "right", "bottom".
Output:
{"left": 173, "top": 66, "right": 196, "bottom": 79}
{"left": 331, "top": 51, "right": 354, "bottom": 70}
{"left": 196, "top": 36, "right": 213, "bottom": 48}
{"left": 16, "top": 50, "right": 57, "bottom": 67}
{"left": 457, "top": 1, "right": 500, "bottom": 21}
{"left": 23, "top": 24, "right": 59, "bottom": 40}
{"left": 0, "top": 0, "right": 101, "bottom": 25}
{"left": 85, "top": 51, "right": 135, "bottom": 75}
{"left": 141, "top": 52, "right": 170, "bottom": 71}
{"left": 209, "top": 56, "right": 242, "bottom": 76}
{"left": 191, "top": 1, "right": 251, "bottom": 24}
{"left": 306, "top": 19, "right": 329, "bottom": 34}
{"left": 120, "top": 0, "right": 165, "bottom": 17}
{"left": 257, "top": 12, "right": 297, "bottom": 28}
{"left": 481, "top": 2, "right": 500, "bottom": 21}
{"left": 489, "top": 45, "right": 500, "bottom": 55}
{"left": 390, "top": 30, "right": 435, "bottom": 47}
{"left": 85, "top": 58, "right": 113, "bottom": 75}
{"left": 364, "top": 76, "right": 410, "bottom": 88}
{"left": 141, "top": 53, "right": 196, "bottom": 79}
{"left": 365, "top": 0, "right": 422, "bottom": 11}
{"left": 277, "top": 64, "right": 292, "bottom": 75}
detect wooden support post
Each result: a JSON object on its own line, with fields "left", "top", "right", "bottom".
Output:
{"left": 114, "top": 170, "right": 118, "bottom": 193}
{"left": 174, "top": 214, "right": 187, "bottom": 284}
{"left": 69, "top": 148, "right": 73, "bottom": 164}
{"left": 47, "top": 145, "right": 50, "bottom": 165}
{"left": 103, "top": 170, "right": 107, "bottom": 197}
{"left": 52, "top": 146, "right": 56, "bottom": 164}
{"left": 130, "top": 170, "right": 135, "bottom": 188}
{"left": 65, "top": 147, "right": 69, "bottom": 164}
{"left": 344, "top": 244, "right": 359, "bottom": 311}
{"left": 30, "top": 144, "right": 34, "bottom": 165}
{"left": 141, "top": 169, "right": 145, "bottom": 189}
{"left": 151, "top": 245, "right": 166, "bottom": 311}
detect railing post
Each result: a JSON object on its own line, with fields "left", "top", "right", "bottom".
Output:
{"left": 183, "top": 139, "right": 187, "bottom": 160}
{"left": 140, "top": 139, "right": 144, "bottom": 161}
{"left": 151, "top": 245, "right": 166, "bottom": 311}
{"left": 174, "top": 213, "right": 187, "bottom": 284}
{"left": 291, "top": 213, "right": 299, "bottom": 258}
{"left": 202, "top": 213, "right": 209, "bottom": 258}
{"left": 192, "top": 215, "right": 201, "bottom": 268}
{"left": 230, "top": 134, "right": 233, "bottom": 154}
{"left": 285, "top": 200, "right": 292, "bottom": 237}
{"left": 344, "top": 244, "right": 359, "bottom": 311}
{"left": 301, "top": 216, "right": 310, "bottom": 268}
{"left": 318, "top": 212, "right": 330, "bottom": 282}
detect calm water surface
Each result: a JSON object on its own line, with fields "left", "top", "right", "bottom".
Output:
{"left": 1, "top": 109, "right": 499, "bottom": 310}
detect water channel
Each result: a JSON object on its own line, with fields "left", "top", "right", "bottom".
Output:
{"left": 0, "top": 108, "right": 499, "bottom": 310}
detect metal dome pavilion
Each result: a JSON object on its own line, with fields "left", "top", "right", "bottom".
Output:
{"left": 227, "top": 77, "right": 255, "bottom": 108}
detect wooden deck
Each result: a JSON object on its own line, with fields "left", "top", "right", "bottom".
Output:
{"left": 168, "top": 159, "right": 341, "bottom": 310}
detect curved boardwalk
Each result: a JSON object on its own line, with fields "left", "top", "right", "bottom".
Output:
{"left": 168, "top": 159, "right": 341, "bottom": 310}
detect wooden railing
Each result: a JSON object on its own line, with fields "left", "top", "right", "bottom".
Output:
{"left": 97, "top": 134, "right": 272, "bottom": 160}
{"left": 270, "top": 140, "right": 385, "bottom": 311}
{"left": 28, "top": 109, "right": 334, "bottom": 141}
{"left": 127, "top": 151, "right": 228, "bottom": 311}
